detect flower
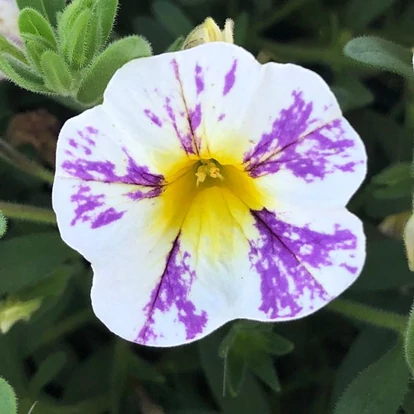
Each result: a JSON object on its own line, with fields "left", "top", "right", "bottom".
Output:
{"left": 53, "top": 43, "right": 367, "bottom": 347}
{"left": 182, "top": 17, "right": 234, "bottom": 49}
{"left": 404, "top": 212, "right": 414, "bottom": 271}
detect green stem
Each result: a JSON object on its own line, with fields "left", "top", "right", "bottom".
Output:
{"left": 254, "top": 0, "right": 315, "bottom": 31}
{"left": 0, "top": 139, "right": 54, "bottom": 184}
{"left": 0, "top": 202, "right": 56, "bottom": 225}
{"left": 327, "top": 298, "right": 407, "bottom": 334}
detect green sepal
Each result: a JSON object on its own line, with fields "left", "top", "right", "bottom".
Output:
{"left": 0, "top": 35, "right": 26, "bottom": 63}
{"left": 60, "top": 8, "right": 93, "bottom": 69}
{"left": 16, "top": 0, "right": 66, "bottom": 27}
{"left": 166, "top": 36, "right": 184, "bottom": 52}
{"left": 0, "top": 53, "right": 50, "bottom": 94}
{"left": 18, "top": 8, "right": 57, "bottom": 49}
{"left": 41, "top": 50, "right": 72, "bottom": 94}
{"left": 246, "top": 353, "right": 281, "bottom": 392}
{"left": 77, "top": 36, "right": 152, "bottom": 106}
{"left": 0, "top": 378, "right": 17, "bottom": 414}
{"left": 344, "top": 36, "right": 414, "bottom": 79}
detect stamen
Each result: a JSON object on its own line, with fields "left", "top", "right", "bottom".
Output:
{"left": 195, "top": 160, "right": 224, "bottom": 186}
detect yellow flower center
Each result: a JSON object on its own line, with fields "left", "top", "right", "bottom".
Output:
{"left": 195, "top": 159, "right": 224, "bottom": 186}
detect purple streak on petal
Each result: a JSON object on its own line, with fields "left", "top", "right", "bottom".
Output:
{"left": 250, "top": 209, "right": 357, "bottom": 318}
{"left": 127, "top": 187, "right": 163, "bottom": 201}
{"left": 91, "top": 208, "right": 125, "bottom": 229}
{"left": 70, "top": 185, "right": 125, "bottom": 229}
{"left": 136, "top": 236, "right": 207, "bottom": 344}
{"left": 340, "top": 263, "right": 358, "bottom": 274}
{"left": 249, "top": 118, "right": 359, "bottom": 181}
{"left": 223, "top": 59, "right": 237, "bottom": 96}
{"left": 171, "top": 58, "right": 180, "bottom": 81}
{"left": 61, "top": 126, "right": 164, "bottom": 187}
{"left": 78, "top": 128, "right": 96, "bottom": 147}
{"left": 244, "top": 91, "right": 313, "bottom": 170}
{"left": 144, "top": 109, "right": 163, "bottom": 127}
{"left": 195, "top": 64, "right": 204, "bottom": 95}
{"left": 189, "top": 103, "right": 202, "bottom": 131}
{"left": 218, "top": 113, "right": 226, "bottom": 122}
{"left": 164, "top": 97, "right": 195, "bottom": 154}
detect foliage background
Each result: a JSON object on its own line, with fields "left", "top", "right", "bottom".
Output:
{"left": 1, "top": 0, "right": 414, "bottom": 413}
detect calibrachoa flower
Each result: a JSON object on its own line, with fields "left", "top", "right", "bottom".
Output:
{"left": 53, "top": 43, "right": 367, "bottom": 347}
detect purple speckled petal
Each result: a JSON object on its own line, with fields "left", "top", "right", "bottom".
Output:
{"left": 136, "top": 235, "right": 208, "bottom": 345}
{"left": 246, "top": 208, "right": 365, "bottom": 320}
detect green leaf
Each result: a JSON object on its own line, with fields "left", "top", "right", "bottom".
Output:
{"left": 77, "top": 36, "right": 152, "bottom": 106}
{"left": 152, "top": 0, "right": 193, "bottom": 38}
{"left": 0, "top": 53, "right": 49, "bottom": 94}
{"left": 0, "top": 35, "right": 26, "bottom": 62}
{"left": 61, "top": 8, "right": 93, "bottom": 68}
{"left": 223, "top": 346, "right": 247, "bottom": 397}
{"left": 23, "top": 39, "right": 50, "bottom": 73}
{"left": 93, "top": 0, "right": 118, "bottom": 47}
{"left": 17, "top": 0, "right": 66, "bottom": 27}
{"left": 0, "top": 212, "right": 6, "bottom": 239}
{"left": 404, "top": 301, "right": 414, "bottom": 376}
{"left": 261, "top": 331, "right": 294, "bottom": 356}
{"left": 0, "top": 233, "right": 76, "bottom": 295}
{"left": 345, "top": 0, "right": 397, "bottom": 30}
{"left": 199, "top": 331, "right": 272, "bottom": 414}
{"left": 332, "top": 77, "right": 374, "bottom": 112}
{"left": 41, "top": 50, "right": 72, "bottom": 94}
{"left": 344, "top": 36, "right": 414, "bottom": 79}
{"left": 18, "top": 8, "right": 57, "bottom": 48}
{"left": 29, "top": 352, "right": 67, "bottom": 395}
{"left": 247, "top": 354, "right": 281, "bottom": 392}
{"left": 334, "top": 342, "right": 409, "bottom": 414}
{"left": 234, "top": 12, "right": 249, "bottom": 46}
{"left": 0, "top": 378, "right": 17, "bottom": 414}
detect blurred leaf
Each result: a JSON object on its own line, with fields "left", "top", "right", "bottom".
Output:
{"left": 234, "top": 12, "right": 249, "bottom": 46}
{"left": 133, "top": 16, "right": 172, "bottom": 52}
{"left": 247, "top": 354, "right": 281, "bottom": 392}
{"left": 344, "top": 36, "right": 414, "bottom": 79}
{"left": 29, "top": 352, "right": 67, "bottom": 395}
{"left": 404, "top": 302, "right": 414, "bottom": 376}
{"left": 371, "top": 162, "right": 411, "bottom": 186}
{"left": 0, "top": 377, "right": 17, "bottom": 414}
{"left": 152, "top": 1, "right": 193, "bottom": 38}
{"left": 110, "top": 340, "right": 129, "bottom": 414}
{"left": 331, "top": 327, "right": 397, "bottom": 404}
{"left": 18, "top": 8, "right": 57, "bottom": 48}
{"left": 223, "top": 345, "right": 246, "bottom": 397}
{"left": 334, "top": 342, "right": 409, "bottom": 414}
{"left": 0, "top": 233, "right": 75, "bottom": 295}
{"left": 77, "top": 36, "right": 152, "bottom": 106}
{"left": 0, "top": 212, "right": 6, "bottom": 239}
{"left": 332, "top": 77, "right": 374, "bottom": 112}
{"left": 16, "top": 0, "right": 66, "bottom": 26}
{"left": 166, "top": 36, "right": 184, "bottom": 52}
{"left": 41, "top": 50, "right": 72, "bottom": 94}
{"left": 352, "top": 237, "right": 414, "bottom": 290}
{"left": 345, "top": 0, "right": 397, "bottom": 30}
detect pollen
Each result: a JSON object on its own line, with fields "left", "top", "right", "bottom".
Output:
{"left": 195, "top": 159, "right": 224, "bottom": 186}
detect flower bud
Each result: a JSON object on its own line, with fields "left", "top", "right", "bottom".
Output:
{"left": 183, "top": 17, "right": 234, "bottom": 49}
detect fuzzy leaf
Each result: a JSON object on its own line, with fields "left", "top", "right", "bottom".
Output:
{"left": 41, "top": 50, "right": 72, "bottom": 94}
{"left": 345, "top": 0, "right": 397, "bottom": 30}
{"left": 0, "top": 35, "right": 26, "bottom": 62}
{"left": 334, "top": 342, "right": 409, "bottom": 414}
{"left": 93, "top": 0, "right": 118, "bottom": 47}
{"left": 18, "top": 8, "right": 57, "bottom": 48}
{"left": 344, "top": 36, "right": 414, "bottom": 79}
{"left": 17, "top": 0, "right": 66, "bottom": 26}
{"left": 0, "top": 378, "right": 17, "bottom": 414}
{"left": 405, "top": 302, "right": 414, "bottom": 376}
{"left": 0, "top": 53, "right": 49, "bottom": 94}
{"left": 77, "top": 36, "right": 152, "bottom": 106}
